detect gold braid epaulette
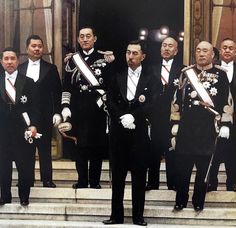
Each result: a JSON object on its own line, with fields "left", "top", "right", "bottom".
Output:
{"left": 214, "top": 64, "right": 227, "bottom": 72}
{"left": 181, "top": 64, "right": 195, "bottom": 73}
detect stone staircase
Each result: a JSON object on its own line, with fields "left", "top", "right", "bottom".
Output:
{"left": 0, "top": 160, "right": 235, "bottom": 227}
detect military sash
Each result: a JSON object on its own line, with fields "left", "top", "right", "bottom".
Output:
{"left": 184, "top": 68, "right": 220, "bottom": 117}
{"left": 72, "top": 53, "right": 105, "bottom": 107}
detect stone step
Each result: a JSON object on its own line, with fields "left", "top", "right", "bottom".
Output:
{"left": 3, "top": 160, "right": 236, "bottom": 227}
{"left": 0, "top": 202, "right": 235, "bottom": 226}
{"left": 0, "top": 220, "right": 230, "bottom": 228}
{"left": 12, "top": 160, "right": 229, "bottom": 188}
{"left": 8, "top": 187, "right": 236, "bottom": 207}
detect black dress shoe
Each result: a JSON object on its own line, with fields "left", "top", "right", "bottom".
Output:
{"left": 174, "top": 204, "right": 185, "bottom": 211}
{"left": 72, "top": 182, "right": 88, "bottom": 189}
{"left": 133, "top": 219, "right": 147, "bottom": 226}
{"left": 145, "top": 185, "right": 159, "bottom": 191}
{"left": 0, "top": 199, "right": 11, "bottom": 206}
{"left": 90, "top": 184, "right": 101, "bottom": 189}
{"left": 103, "top": 219, "right": 123, "bottom": 225}
{"left": 43, "top": 181, "right": 56, "bottom": 188}
{"left": 20, "top": 199, "right": 29, "bottom": 206}
{"left": 194, "top": 205, "right": 203, "bottom": 212}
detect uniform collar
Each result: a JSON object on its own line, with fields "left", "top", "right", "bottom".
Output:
{"left": 196, "top": 63, "right": 213, "bottom": 71}
{"left": 83, "top": 48, "right": 94, "bottom": 56}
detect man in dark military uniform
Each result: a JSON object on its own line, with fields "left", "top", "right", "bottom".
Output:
{"left": 61, "top": 26, "right": 114, "bottom": 189}
{"left": 170, "top": 41, "right": 232, "bottom": 211}
{"left": 0, "top": 47, "right": 39, "bottom": 206}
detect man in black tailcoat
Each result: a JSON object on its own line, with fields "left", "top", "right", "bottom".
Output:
{"left": 0, "top": 47, "right": 39, "bottom": 206}
{"left": 146, "top": 36, "right": 184, "bottom": 191}
{"left": 18, "top": 35, "right": 62, "bottom": 188}
{"left": 61, "top": 26, "right": 114, "bottom": 189}
{"left": 103, "top": 40, "right": 157, "bottom": 226}
{"left": 208, "top": 38, "right": 236, "bottom": 191}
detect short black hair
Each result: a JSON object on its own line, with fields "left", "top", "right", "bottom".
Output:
{"left": 222, "top": 37, "right": 235, "bottom": 43}
{"left": 79, "top": 26, "right": 97, "bottom": 36}
{"left": 213, "top": 47, "right": 219, "bottom": 61}
{"left": 0, "top": 47, "right": 19, "bottom": 59}
{"left": 26, "top": 34, "right": 44, "bottom": 47}
{"left": 128, "top": 40, "right": 147, "bottom": 54}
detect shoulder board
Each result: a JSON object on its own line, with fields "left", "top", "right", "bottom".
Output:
{"left": 214, "top": 64, "right": 227, "bottom": 72}
{"left": 181, "top": 64, "right": 195, "bottom": 72}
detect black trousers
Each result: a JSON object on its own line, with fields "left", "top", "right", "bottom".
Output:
{"left": 209, "top": 136, "right": 236, "bottom": 190}
{"left": 147, "top": 140, "right": 176, "bottom": 189}
{"left": 175, "top": 154, "right": 211, "bottom": 208}
{"left": 0, "top": 138, "right": 35, "bottom": 201}
{"left": 111, "top": 165, "right": 146, "bottom": 222}
{"left": 75, "top": 147, "right": 104, "bottom": 187}
{"left": 35, "top": 126, "right": 53, "bottom": 182}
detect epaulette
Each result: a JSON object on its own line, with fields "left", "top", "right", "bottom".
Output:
{"left": 214, "top": 64, "right": 227, "bottom": 72}
{"left": 181, "top": 64, "right": 195, "bottom": 72}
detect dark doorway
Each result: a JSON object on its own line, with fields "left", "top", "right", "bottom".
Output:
{"left": 79, "top": 0, "right": 184, "bottom": 67}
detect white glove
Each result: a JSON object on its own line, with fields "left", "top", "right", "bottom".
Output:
{"left": 171, "top": 124, "right": 179, "bottom": 136}
{"left": 61, "top": 107, "right": 71, "bottom": 122}
{"left": 53, "top": 114, "right": 62, "bottom": 127}
{"left": 98, "top": 50, "right": 115, "bottom": 63}
{"left": 218, "top": 126, "right": 230, "bottom": 139}
{"left": 169, "top": 137, "right": 176, "bottom": 151}
{"left": 120, "top": 114, "right": 135, "bottom": 129}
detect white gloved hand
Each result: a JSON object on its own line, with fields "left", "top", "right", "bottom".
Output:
{"left": 218, "top": 126, "right": 230, "bottom": 139}
{"left": 169, "top": 137, "right": 176, "bottom": 151}
{"left": 127, "top": 123, "right": 136, "bottom": 129}
{"left": 61, "top": 107, "right": 71, "bottom": 122}
{"left": 120, "top": 114, "right": 135, "bottom": 128}
{"left": 171, "top": 124, "right": 179, "bottom": 136}
{"left": 53, "top": 114, "right": 62, "bottom": 127}
{"left": 98, "top": 50, "right": 115, "bottom": 63}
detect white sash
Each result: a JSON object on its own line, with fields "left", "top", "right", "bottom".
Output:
{"left": 5, "top": 78, "right": 16, "bottom": 103}
{"left": 72, "top": 53, "right": 105, "bottom": 107}
{"left": 185, "top": 68, "right": 214, "bottom": 107}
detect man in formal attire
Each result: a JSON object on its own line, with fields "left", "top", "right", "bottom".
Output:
{"left": 18, "top": 35, "right": 62, "bottom": 188}
{"left": 61, "top": 26, "right": 114, "bottom": 189}
{"left": 146, "top": 37, "right": 183, "bottom": 191}
{"left": 103, "top": 40, "right": 157, "bottom": 226}
{"left": 208, "top": 38, "right": 236, "bottom": 191}
{"left": 171, "top": 41, "right": 231, "bottom": 211}
{"left": 0, "top": 47, "right": 39, "bottom": 206}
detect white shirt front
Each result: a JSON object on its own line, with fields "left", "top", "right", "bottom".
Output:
{"left": 221, "top": 60, "right": 234, "bottom": 83}
{"left": 127, "top": 66, "right": 142, "bottom": 101}
{"left": 5, "top": 70, "right": 18, "bottom": 85}
{"left": 161, "top": 58, "right": 173, "bottom": 84}
{"left": 26, "top": 59, "right": 40, "bottom": 82}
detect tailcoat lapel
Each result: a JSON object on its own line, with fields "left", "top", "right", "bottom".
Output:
{"left": 135, "top": 70, "right": 149, "bottom": 100}
{"left": 15, "top": 73, "right": 25, "bottom": 103}
{"left": 117, "top": 70, "right": 128, "bottom": 101}
{"left": 0, "top": 73, "right": 6, "bottom": 102}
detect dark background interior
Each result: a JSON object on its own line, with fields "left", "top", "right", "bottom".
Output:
{"left": 79, "top": 0, "right": 184, "bottom": 67}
